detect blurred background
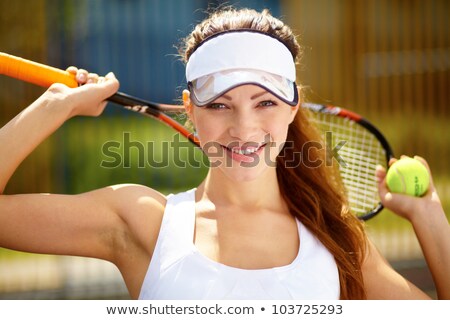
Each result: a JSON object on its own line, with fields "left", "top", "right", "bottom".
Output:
{"left": 0, "top": 0, "right": 448, "bottom": 299}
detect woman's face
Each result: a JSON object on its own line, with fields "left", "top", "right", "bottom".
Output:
{"left": 185, "top": 85, "right": 298, "bottom": 182}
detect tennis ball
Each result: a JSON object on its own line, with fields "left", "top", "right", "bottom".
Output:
{"left": 386, "top": 157, "right": 430, "bottom": 197}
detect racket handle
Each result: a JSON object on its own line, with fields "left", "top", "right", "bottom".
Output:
{"left": 0, "top": 52, "right": 78, "bottom": 88}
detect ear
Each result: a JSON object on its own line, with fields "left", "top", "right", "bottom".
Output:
{"left": 182, "top": 89, "right": 196, "bottom": 127}
{"left": 289, "top": 86, "right": 301, "bottom": 123}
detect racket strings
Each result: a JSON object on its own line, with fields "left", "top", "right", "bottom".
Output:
{"left": 311, "top": 114, "right": 386, "bottom": 216}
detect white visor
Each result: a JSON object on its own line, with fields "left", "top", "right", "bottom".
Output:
{"left": 188, "top": 68, "right": 297, "bottom": 106}
{"left": 186, "top": 31, "right": 298, "bottom": 106}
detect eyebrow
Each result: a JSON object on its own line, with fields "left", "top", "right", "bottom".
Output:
{"left": 250, "top": 91, "right": 268, "bottom": 100}
{"left": 221, "top": 91, "right": 268, "bottom": 101}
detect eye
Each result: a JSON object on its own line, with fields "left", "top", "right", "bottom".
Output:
{"left": 204, "top": 103, "right": 228, "bottom": 110}
{"left": 258, "top": 100, "right": 277, "bottom": 107}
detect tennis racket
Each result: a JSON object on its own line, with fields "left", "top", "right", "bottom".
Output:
{"left": 0, "top": 52, "right": 393, "bottom": 220}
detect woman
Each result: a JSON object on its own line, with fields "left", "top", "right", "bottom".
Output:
{"left": 0, "top": 8, "right": 448, "bottom": 300}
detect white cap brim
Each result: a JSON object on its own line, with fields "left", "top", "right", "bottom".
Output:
{"left": 189, "top": 68, "right": 297, "bottom": 106}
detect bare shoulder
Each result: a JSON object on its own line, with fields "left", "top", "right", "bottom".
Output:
{"left": 81, "top": 183, "right": 168, "bottom": 297}
{"left": 107, "top": 183, "right": 166, "bottom": 231}
{"left": 103, "top": 183, "right": 167, "bottom": 214}
{"left": 84, "top": 183, "right": 167, "bottom": 253}
{"left": 362, "top": 238, "right": 430, "bottom": 299}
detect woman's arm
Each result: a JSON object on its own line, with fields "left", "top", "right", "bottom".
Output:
{"left": 0, "top": 72, "right": 169, "bottom": 297}
{"left": 362, "top": 239, "right": 431, "bottom": 299}
{"left": 0, "top": 71, "right": 123, "bottom": 259}
{"left": 0, "top": 70, "right": 118, "bottom": 193}
{"left": 364, "top": 156, "right": 450, "bottom": 299}
{"left": 0, "top": 71, "right": 163, "bottom": 259}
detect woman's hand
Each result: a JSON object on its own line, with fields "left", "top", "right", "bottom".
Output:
{"left": 41, "top": 66, "right": 119, "bottom": 118}
{"left": 376, "top": 155, "right": 450, "bottom": 299}
{"left": 375, "top": 155, "right": 444, "bottom": 223}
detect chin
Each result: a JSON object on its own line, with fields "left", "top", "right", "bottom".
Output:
{"left": 212, "top": 160, "right": 277, "bottom": 183}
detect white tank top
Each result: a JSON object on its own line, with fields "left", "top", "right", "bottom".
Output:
{"left": 139, "top": 189, "right": 340, "bottom": 299}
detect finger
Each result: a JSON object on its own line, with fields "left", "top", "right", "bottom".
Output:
{"left": 413, "top": 155, "right": 436, "bottom": 192}
{"left": 414, "top": 155, "right": 431, "bottom": 173}
{"left": 97, "top": 72, "right": 117, "bottom": 89}
{"left": 105, "top": 72, "right": 116, "bottom": 80}
{"left": 376, "top": 166, "right": 389, "bottom": 199}
{"left": 375, "top": 164, "right": 386, "bottom": 183}
{"left": 86, "top": 73, "right": 99, "bottom": 84}
{"left": 72, "top": 71, "right": 119, "bottom": 100}
{"left": 76, "top": 69, "right": 88, "bottom": 84}
{"left": 388, "top": 157, "right": 398, "bottom": 167}
{"left": 377, "top": 163, "right": 404, "bottom": 209}
{"left": 101, "top": 72, "right": 119, "bottom": 96}
{"left": 66, "top": 66, "right": 78, "bottom": 74}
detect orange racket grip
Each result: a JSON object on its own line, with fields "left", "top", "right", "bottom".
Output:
{"left": 0, "top": 52, "right": 78, "bottom": 88}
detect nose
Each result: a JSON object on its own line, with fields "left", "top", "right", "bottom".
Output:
{"left": 228, "top": 111, "right": 261, "bottom": 142}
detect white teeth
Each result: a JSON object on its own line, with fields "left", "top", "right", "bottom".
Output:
{"left": 231, "top": 146, "right": 260, "bottom": 155}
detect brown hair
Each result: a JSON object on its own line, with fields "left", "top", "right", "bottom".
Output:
{"left": 180, "top": 7, "right": 367, "bottom": 299}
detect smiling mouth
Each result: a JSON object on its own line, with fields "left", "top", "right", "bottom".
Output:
{"left": 230, "top": 146, "right": 263, "bottom": 155}
{"left": 222, "top": 143, "right": 267, "bottom": 156}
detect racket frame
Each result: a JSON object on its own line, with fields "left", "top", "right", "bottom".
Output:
{"left": 301, "top": 103, "right": 394, "bottom": 220}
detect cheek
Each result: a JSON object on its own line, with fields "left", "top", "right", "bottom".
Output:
{"left": 268, "top": 128, "right": 289, "bottom": 157}
{"left": 266, "top": 119, "right": 290, "bottom": 141}
{"left": 264, "top": 116, "right": 293, "bottom": 156}
{"left": 192, "top": 114, "right": 223, "bottom": 144}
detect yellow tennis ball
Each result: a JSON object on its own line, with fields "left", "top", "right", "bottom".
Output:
{"left": 386, "top": 157, "right": 430, "bottom": 197}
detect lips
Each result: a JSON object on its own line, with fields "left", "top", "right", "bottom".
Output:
{"left": 222, "top": 143, "right": 267, "bottom": 163}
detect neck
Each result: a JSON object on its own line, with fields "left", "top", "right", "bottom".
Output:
{"left": 197, "top": 167, "right": 285, "bottom": 210}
